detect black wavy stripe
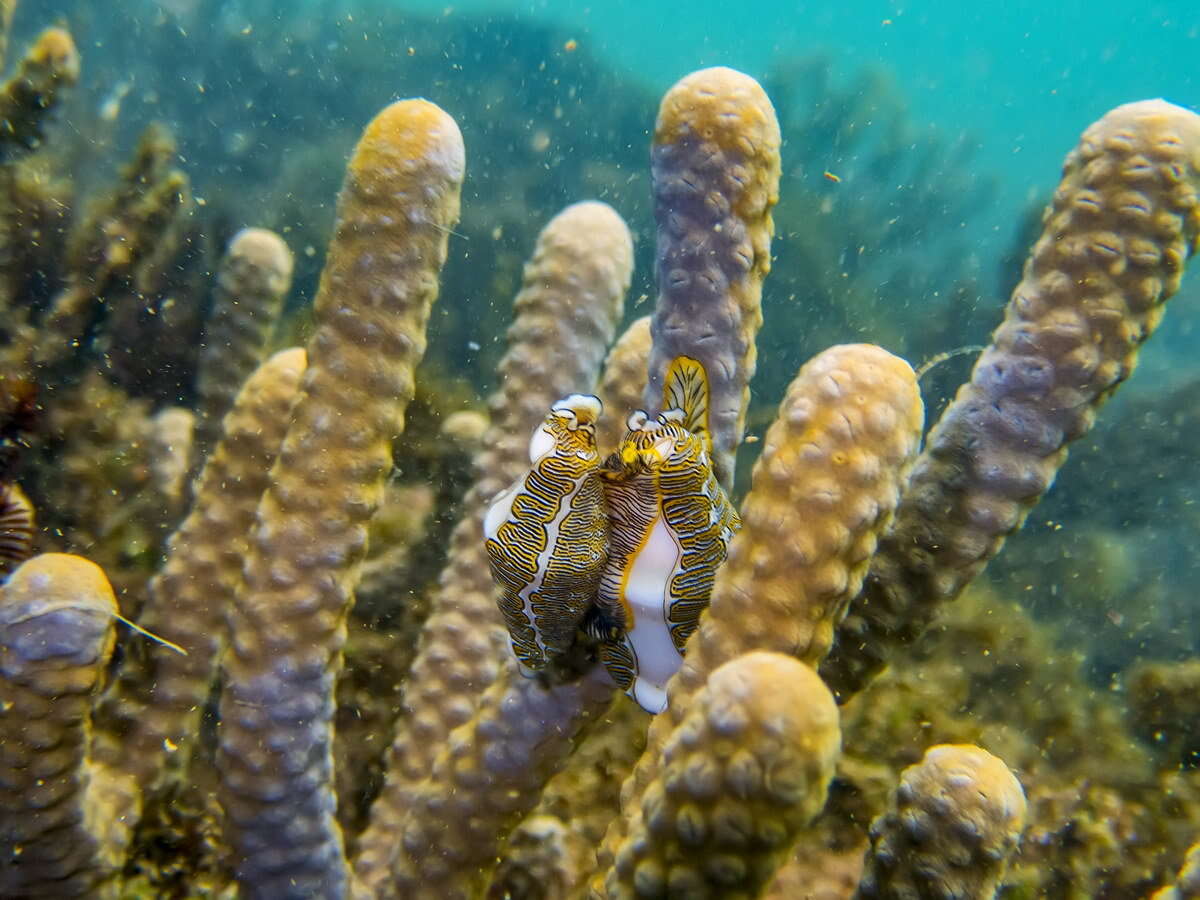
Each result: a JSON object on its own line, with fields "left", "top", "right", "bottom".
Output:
{"left": 0, "top": 483, "right": 33, "bottom": 579}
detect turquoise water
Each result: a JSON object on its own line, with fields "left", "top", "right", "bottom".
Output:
{"left": 406, "top": 0, "right": 1200, "bottom": 218}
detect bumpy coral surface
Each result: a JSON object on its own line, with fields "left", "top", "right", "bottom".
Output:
{"left": 645, "top": 67, "right": 781, "bottom": 488}
{"left": 856, "top": 744, "right": 1027, "bottom": 899}
{"left": 3, "top": 5, "right": 1200, "bottom": 895}
{"left": 824, "top": 99, "right": 1200, "bottom": 700}
{"left": 607, "top": 651, "right": 841, "bottom": 899}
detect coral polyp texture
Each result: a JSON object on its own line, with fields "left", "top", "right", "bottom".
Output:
{"left": 97, "top": 347, "right": 308, "bottom": 793}
{"left": 591, "top": 340, "right": 924, "bottom": 895}
{"left": 352, "top": 199, "right": 631, "bottom": 899}
{"left": 606, "top": 651, "right": 841, "bottom": 899}
{"left": 855, "top": 744, "right": 1027, "bottom": 900}
{"left": 595, "top": 316, "right": 654, "bottom": 454}
{"left": 644, "top": 66, "right": 781, "bottom": 489}
{"left": 2, "top": 5, "right": 1200, "bottom": 896}
{"left": 194, "top": 228, "right": 295, "bottom": 456}
{"left": 822, "top": 99, "right": 1200, "bottom": 700}
{"left": 215, "top": 98, "right": 464, "bottom": 899}
{"left": 0, "top": 553, "right": 125, "bottom": 898}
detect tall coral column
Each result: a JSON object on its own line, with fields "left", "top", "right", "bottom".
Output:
{"left": 98, "top": 348, "right": 307, "bottom": 792}
{"left": 644, "top": 67, "right": 781, "bottom": 488}
{"left": 216, "top": 100, "right": 464, "bottom": 898}
{"left": 607, "top": 652, "right": 842, "bottom": 898}
{"left": 593, "top": 343, "right": 923, "bottom": 895}
{"left": 0, "top": 554, "right": 129, "bottom": 898}
{"left": 194, "top": 229, "right": 295, "bottom": 457}
{"left": 823, "top": 99, "right": 1200, "bottom": 699}
{"left": 355, "top": 200, "right": 632, "bottom": 899}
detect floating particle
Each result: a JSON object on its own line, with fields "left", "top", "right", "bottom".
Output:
{"left": 99, "top": 81, "right": 132, "bottom": 122}
{"left": 564, "top": 38, "right": 578, "bottom": 52}
{"left": 823, "top": 170, "right": 842, "bottom": 183}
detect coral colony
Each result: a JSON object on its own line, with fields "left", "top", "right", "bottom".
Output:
{"left": 0, "top": 5, "right": 1199, "bottom": 898}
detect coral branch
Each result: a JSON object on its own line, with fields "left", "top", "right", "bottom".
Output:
{"left": 390, "top": 668, "right": 615, "bottom": 898}
{"left": 355, "top": 200, "right": 631, "bottom": 896}
{"left": 855, "top": 744, "right": 1027, "bottom": 900}
{"left": 594, "top": 343, "right": 923, "bottom": 891}
{"left": 195, "top": 228, "right": 294, "bottom": 457}
{"left": 644, "top": 67, "right": 781, "bottom": 489}
{"left": 0, "top": 554, "right": 132, "bottom": 897}
{"left": 216, "top": 99, "right": 464, "bottom": 898}
{"left": 823, "top": 99, "right": 1200, "bottom": 700}
{"left": 29, "top": 126, "right": 190, "bottom": 383}
{"left": 604, "top": 651, "right": 841, "bottom": 898}
{"left": 98, "top": 348, "right": 306, "bottom": 791}
{"left": 497, "top": 695, "right": 651, "bottom": 897}
{"left": 0, "top": 27, "right": 79, "bottom": 160}
{"left": 595, "top": 315, "right": 652, "bottom": 455}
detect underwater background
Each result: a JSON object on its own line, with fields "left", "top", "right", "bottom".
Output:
{"left": 3, "top": 0, "right": 1200, "bottom": 896}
